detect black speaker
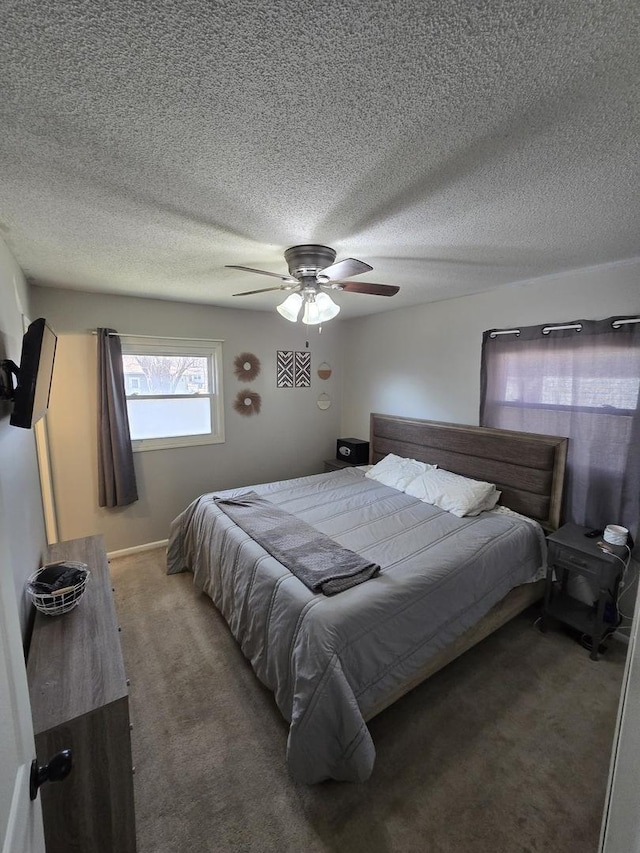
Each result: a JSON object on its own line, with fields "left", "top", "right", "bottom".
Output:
{"left": 336, "top": 438, "right": 370, "bottom": 465}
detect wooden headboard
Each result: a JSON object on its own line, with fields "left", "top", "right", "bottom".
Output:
{"left": 370, "top": 413, "right": 568, "bottom": 530}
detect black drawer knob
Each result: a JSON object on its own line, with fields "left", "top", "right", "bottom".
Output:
{"left": 30, "top": 749, "right": 73, "bottom": 801}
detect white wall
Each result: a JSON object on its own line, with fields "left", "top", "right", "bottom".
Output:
{"left": 0, "top": 237, "right": 46, "bottom": 634}
{"left": 31, "top": 286, "right": 343, "bottom": 551}
{"left": 340, "top": 258, "right": 640, "bottom": 437}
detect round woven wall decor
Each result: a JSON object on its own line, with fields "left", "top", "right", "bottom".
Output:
{"left": 233, "top": 389, "right": 261, "bottom": 416}
{"left": 234, "top": 352, "right": 261, "bottom": 382}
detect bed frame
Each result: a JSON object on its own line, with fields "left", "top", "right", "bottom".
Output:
{"left": 370, "top": 413, "right": 567, "bottom": 531}
{"left": 364, "top": 413, "right": 568, "bottom": 720}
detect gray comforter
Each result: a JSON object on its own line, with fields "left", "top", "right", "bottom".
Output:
{"left": 167, "top": 467, "right": 544, "bottom": 783}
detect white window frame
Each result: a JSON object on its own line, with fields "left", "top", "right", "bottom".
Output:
{"left": 121, "top": 335, "right": 225, "bottom": 452}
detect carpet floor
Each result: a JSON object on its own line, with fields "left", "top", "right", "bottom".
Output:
{"left": 110, "top": 548, "right": 626, "bottom": 853}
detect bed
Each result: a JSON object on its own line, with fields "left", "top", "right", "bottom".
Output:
{"left": 167, "top": 414, "right": 567, "bottom": 783}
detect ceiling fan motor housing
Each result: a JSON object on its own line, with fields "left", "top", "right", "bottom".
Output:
{"left": 284, "top": 244, "right": 336, "bottom": 279}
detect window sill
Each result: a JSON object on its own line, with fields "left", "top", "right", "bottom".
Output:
{"left": 132, "top": 433, "right": 225, "bottom": 452}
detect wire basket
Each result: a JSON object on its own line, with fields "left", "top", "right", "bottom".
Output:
{"left": 27, "top": 562, "right": 90, "bottom": 616}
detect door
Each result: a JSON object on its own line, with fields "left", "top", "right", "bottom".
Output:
{"left": 599, "top": 578, "right": 640, "bottom": 852}
{"left": 0, "top": 532, "right": 45, "bottom": 853}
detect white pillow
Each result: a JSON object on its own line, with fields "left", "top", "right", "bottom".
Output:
{"left": 473, "top": 488, "right": 503, "bottom": 514}
{"left": 365, "top": 453, "right": 436, "bottom": 491}
{"left": 404, "top": 468, "right": 500, "bottom": 517}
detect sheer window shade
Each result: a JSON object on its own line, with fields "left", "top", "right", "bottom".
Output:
{"left": 480, "top": 317, "right": 640, "bottom": 538}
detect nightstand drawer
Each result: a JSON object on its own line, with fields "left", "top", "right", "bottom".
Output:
{"left": 548, "top": 542, "right": 607, "bottom": 577}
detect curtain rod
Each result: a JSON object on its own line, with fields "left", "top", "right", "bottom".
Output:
{"left": 489, "top": 329, "right": 520, "bottom": 338}
{"left": 490, "top": 317, "right": 640, "bottom": 338}
{"left": 91, "top": 330, "right": 224, "bottom": 342}
{"left": 612, "top": 318, "right": 640, "bottom": 328}
{"left": 542, "top": 323, "right": 582, "bottom": 334}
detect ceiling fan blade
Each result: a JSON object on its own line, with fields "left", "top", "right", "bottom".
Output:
{"left": 318, "top": 257, "right": 373, "bottom": 280}
{"left": 233, "top": 286, "right": 290, "bottom": 296}
{"left": 226, "top": 264, "right": 296, "bottom": 283}
{"left": 336, "top": 281, "right": 400, "bottom": 297}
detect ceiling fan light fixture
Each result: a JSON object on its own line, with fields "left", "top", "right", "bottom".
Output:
{"left": 301, "top": 297, "right": 321, "bottom": 326}
{"left": 301, "top": 292, "right": 340, "bottom": 325}
{"left": 277, "top": 292, "right": 303, "bottom": 322}
{"left": 315, "top": 291, "right": 341, "bottom": 322}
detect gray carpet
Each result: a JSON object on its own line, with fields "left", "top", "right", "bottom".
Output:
{"left": 110, "top": 548, "right": 626, "bottom": 853}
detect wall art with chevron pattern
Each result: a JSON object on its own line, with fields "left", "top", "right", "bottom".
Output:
{"left": 276, "top": 350, "right": 294, "bottom": 387}
{"left": 294, "top": 351, "right": 311, "bottom": 387}
{"left": 276, "top": 351, "right": 312, "bottom": 388}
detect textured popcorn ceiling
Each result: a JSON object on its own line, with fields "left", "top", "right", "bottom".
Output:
{"left": 2, "top": 0, "right": 639, "bottom": 318}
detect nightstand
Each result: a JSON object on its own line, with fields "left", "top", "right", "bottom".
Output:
{"left": 541, "top": 523, "right": 625, "bottom": 660}
{"left": 324, "top": 459, "right": 360, "bottom": 473}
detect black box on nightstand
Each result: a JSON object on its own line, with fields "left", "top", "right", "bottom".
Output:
{"left": 336, "top": 438, "right": 370, "bottom": 465}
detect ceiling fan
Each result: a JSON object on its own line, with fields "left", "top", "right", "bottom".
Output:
{"left": 226, "top": 244, "right": 399, "bottom": 324}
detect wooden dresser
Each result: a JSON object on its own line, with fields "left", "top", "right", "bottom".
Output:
{"left": 27, "top": 535, "right": 137, "bottom": 852}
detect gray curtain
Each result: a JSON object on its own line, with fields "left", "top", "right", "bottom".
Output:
{"left": 480, "top": 316, "right": 640, "bottom": 538}
{"left": 97, "top": 328, "right": 138, "bottom": 507}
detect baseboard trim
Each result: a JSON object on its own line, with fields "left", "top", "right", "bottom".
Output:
{"left": 107, "top": 539, "right": 168, "bottom": 559}
{"left": 613, "top": 629, "right": 630, "bottom": 645}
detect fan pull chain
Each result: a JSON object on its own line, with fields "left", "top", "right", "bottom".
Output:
{"left": 301, "top": 321, "right": 327, "bottom": 348}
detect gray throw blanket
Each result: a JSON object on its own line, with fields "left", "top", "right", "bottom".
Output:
{"left": 214, "top": 492, "right": 380, "bottom": 595}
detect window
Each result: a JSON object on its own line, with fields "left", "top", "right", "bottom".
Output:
{"left": 480, "top": 317, "right": 640, "bottom": 532}
{"left": 121, "top": 336, "right": 224, "bottom": 451}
